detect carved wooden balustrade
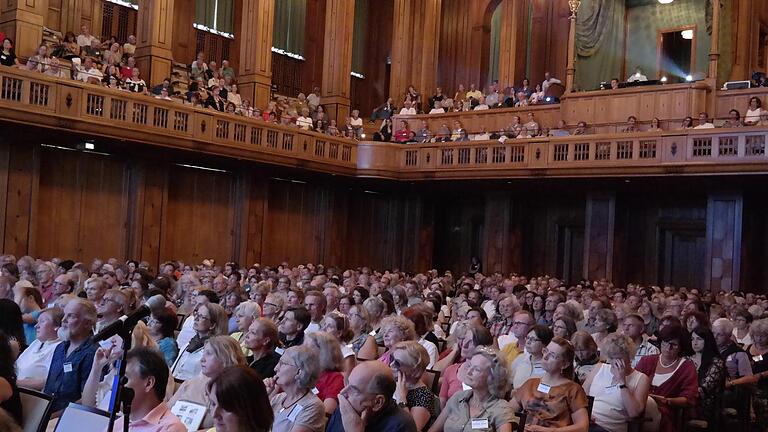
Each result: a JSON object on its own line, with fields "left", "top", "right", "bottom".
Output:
{"left": 0, "top": 67, "right": 357, "bottom": 175}
{"left": 1, "top": 66, "right": 767, "bottom": 181}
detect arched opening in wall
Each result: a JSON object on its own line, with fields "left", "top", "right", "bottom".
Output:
{"left": 480, "top": 0, "right": 502, "bottom": 91}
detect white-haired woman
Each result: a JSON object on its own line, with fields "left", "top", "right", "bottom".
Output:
{"left": 303, "top": 331, "right": 345, "bottom": 415}
{"left": 429, "top": 347, "right": 513, "bottom": 432}
{"left": 265, "top": 345, "right": 326, "bottom": 432}
{"left": 391, "top": 340, "right": 438, "bottom": 431}
{"left": 584, "top": 333, "right": 650, "bottom": 432}
{"left": 230, "top": 300, "right": 261, "bottom": 356}
{"left": 378, "top": 315, "right": 417, "bottom": 365}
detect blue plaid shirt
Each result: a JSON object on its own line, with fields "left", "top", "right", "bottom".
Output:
{"left": 43, "top": 337, "right": 97, "bottom": 412}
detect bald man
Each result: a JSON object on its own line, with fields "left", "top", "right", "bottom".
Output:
{"left": 328, "top": 361, "right": 417, "bottom": 432}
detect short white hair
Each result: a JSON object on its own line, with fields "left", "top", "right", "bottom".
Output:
{"left": 713, "top": 317, "right": 734, "bottom": 334}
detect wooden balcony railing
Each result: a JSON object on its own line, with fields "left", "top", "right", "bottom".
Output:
{"left": 356, "top": 129, "right": 768, "bottom": 179}
{"left": 0, "top": 67, "right": 357, "bottom": 174}
{"left": 1, "top": 66, "right": 767, "bottom": 181}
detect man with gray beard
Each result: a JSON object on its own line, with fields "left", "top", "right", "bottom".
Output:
{"left": 44, "top": 298, "right": 98, "bottom": 413}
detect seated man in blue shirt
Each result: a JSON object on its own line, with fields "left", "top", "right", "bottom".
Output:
{"left": 44, "top": 298, "right": 98, "bottom": 414}
{"left": 328, "top": 361, "right": 417, "bottom": 432}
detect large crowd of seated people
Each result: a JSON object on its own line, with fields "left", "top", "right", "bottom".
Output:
{"left": 0, "top": 254, "right": 763, "bottom": 431}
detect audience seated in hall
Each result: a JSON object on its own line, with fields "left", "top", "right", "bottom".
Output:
{"left": 0, "top": 251, "right": 763, "bottom": 431}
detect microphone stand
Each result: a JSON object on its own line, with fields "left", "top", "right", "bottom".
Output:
{"left": 106, "top": 324, "right": 134, "bottom": 432}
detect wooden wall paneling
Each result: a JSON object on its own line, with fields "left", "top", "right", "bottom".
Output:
{"left": 437, "top": 0, "right": 494, "bottom": 95}
{"left": 34, "top": 147, "right": 82, "bottom": 259}
{"left": 321, "top": 186, "right": 349, "bottom": 267}
{"left": 76, "top": 153, "right": 130, "bottom": 261}
{"left": 350, "top": 0, "right": 392, "bottom": 116}
{"left": 389, "top": 0, "right": 415, "bottom": 103}
{"left": 416, "top": 196, "right": 434, "bottom": 272}
{"left": 432, "top": 195, "right": 484, "bottom": 274}
{"left": 135, "top": 0, "right": 176, "bottom": 88}
{"left": 136, "top": 163, "right": 167, "bottom": 270}
{"left": 231, "top": 171, "right": 251, "bottom": 266}
{"left": 234, "top": 0, "right": 274, "bottom": 109}
{"left": 171, "top": 0, "right": 196, "bottom": 65}
{"left": 302, "top": 0, "right": 326, "bottom": 93}
{"left": 547, "top": 0, "right": 571, "bottom": 85}
{"left": 583, "top": 193, "right": 615, "bottom": 281}
{"left": 528, "top": 0, "right": 550, "bottom": 84}
{"left": 0, "top": 0, "right": 48, "bottom": 58}
{"left": 46, "top": 0, "right": 62, "bottom": 32}
{"left": 321, "top": 0, "right": 355, "bottom": 123}
{"left": 399, "top": 194, "right": 424, "bottom": 272}
{"left": 3, "top": 142, "right": 38, "bottom": 258}
{"left": 81, "top": 0, "right": 103, "bottom": 38}
{"left": 35, "top": 148, "right": 131, "bottom": 262}
{"left": 262, "top": 178, "right": 310, "bottom": 265}
{"left": 0, "top": 141, "right": 9, "bottom": 249}
{"left": 483, "top": 192, "right": 512, "bottom": 274}
{"left": 705, "top": 193, "right": 743, "bottom": 292}
{"left": 737, "top": 193, "right": 766, "bottom": 292}
{"left": 242, "top": 176, "right": 267, "bottom": 266}
{"left": 161, "top": 165, "right": 235, "bottom": 265}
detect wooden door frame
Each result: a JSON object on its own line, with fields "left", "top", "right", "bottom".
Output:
{"left": 656, "top": 25, "right": 697, "bottom": 80}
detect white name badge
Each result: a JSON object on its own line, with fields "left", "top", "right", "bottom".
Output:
{"left": 369, "top": 330, "right": 377, "bottom": 336}
{"left": 471, "top": 418, "right": 490, "bottom": 430}
{"left": 604, "top": 385, "right": 619, "bottom": 395}
{"left": 63, "top": 363, "right": 73, "bottom": 373}
{"left": 275, "top": 347, "right": 285, "bottom": 355}
{"left": 536, "top": 382, "right": 551, "bottom": 394}
{"left": 287, "top": 404, "right": 304, "bottom": 422}
{"left": 462, "top": 382, "right": 472, "bottom": 391}
{"left": 753, "top": 354, "right": 764, "bottom": 362}
{"left": 311, "top": 387, "right": 320, "bottom": 395}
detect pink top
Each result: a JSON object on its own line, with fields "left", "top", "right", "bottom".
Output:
{"left": 110, "top": 402, "right": 186, "bottom": 432}
{"left": 439, "top": 361, "right": 465, "bottom": 399}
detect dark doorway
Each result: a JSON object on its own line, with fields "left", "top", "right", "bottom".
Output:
{"left": 658, "top": 27, "right": 694, "bottom": 83}
{"left": 557, "top": 225, "right": 584, "bottom": 284}
{"left": 658, "top": 225, "right": 706, "bottom": 289}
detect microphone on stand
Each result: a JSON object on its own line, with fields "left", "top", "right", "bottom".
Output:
{"left": 93, "top": 294, "right": 167, "bottom": 342}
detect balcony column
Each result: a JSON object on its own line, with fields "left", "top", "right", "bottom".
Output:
{"left": 321, "top": 0, "right": 354, "bottom": 123}
{"left": 583, "top": 193, "right": 615, "bottom": 281}
{"left": 707, "top": 0, "right": 721, "bottom": 80}
{"left": 704, "top": 193, "right": 742, "bottom": 292}
{"left": 0, "top": 0, "right": 48, "bottom": 58}
{"left": 564, "top": 1, "right": 578, "bottom": 93}
{"left": 498, "top": 0, "right": 528, "bottom": 89}
{"left": 235, "top": 0, "right": 274, "bottom": 110}
{"left": 390, "top": 0, "right": 441, "bottom": 107}
{"left": 135, "top": 0, "right": 175, "bottom": 87}
{"left": 729, "top": 0, "right": 752, "bottom": 81}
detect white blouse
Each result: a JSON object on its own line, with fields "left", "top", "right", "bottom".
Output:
{"left": 171, "top": 343, "right": 203, "bottom": 381}
{"left": 16, "top": 338, "right": 62, "bottom": 383}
